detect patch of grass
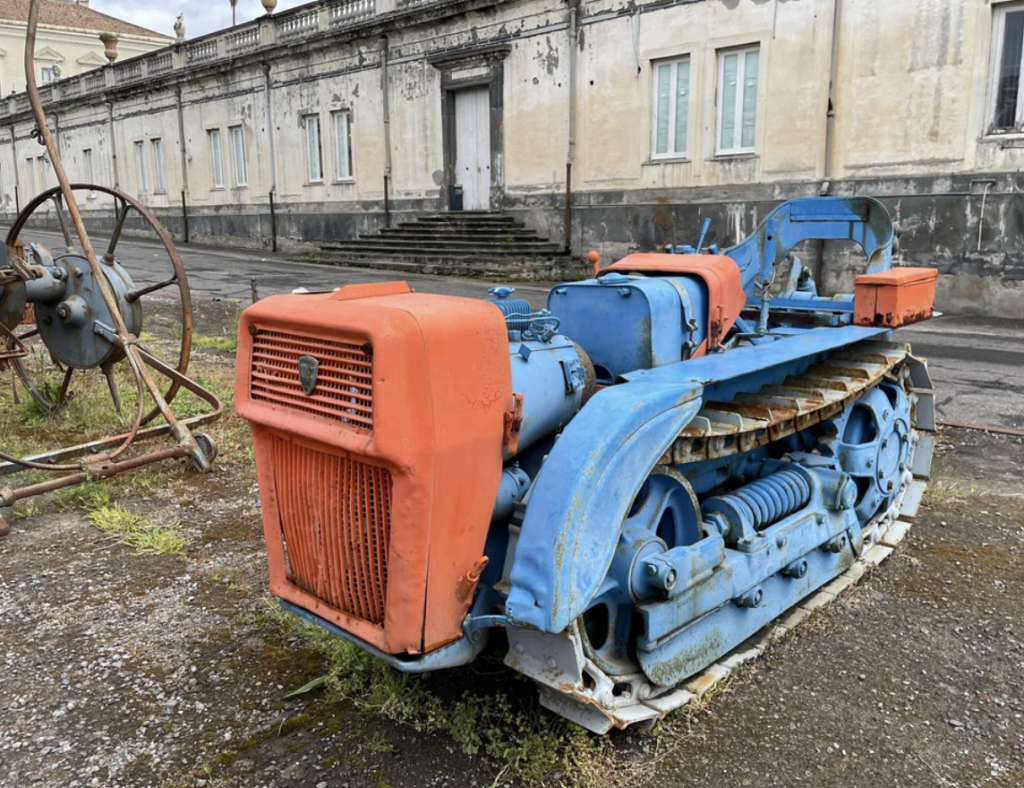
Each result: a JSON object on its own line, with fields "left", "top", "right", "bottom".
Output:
{"left": 924, "top": 480, "right": 975, "bottom": 506}
{"left": 85, "top": 505, "right": 188, "bottom": 555}
{"left": 264, "top": 605, "right": 609, "bottom": 787}
{"left": 194, "top": 334, "right": 238, "bottom": 353}
{"left": 12, "top": 499, "right": 40, "bottom": 519}
{"left": 53, "top": 482, "right": 111, "bottom": 513}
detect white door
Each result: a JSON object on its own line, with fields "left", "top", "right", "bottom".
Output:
{"left": 454, "top": 87, "right": 491, "bottom": 210}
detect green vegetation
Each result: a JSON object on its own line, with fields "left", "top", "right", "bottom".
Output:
{"left": 86, "top": 505, "right": 188, "bottom": 555}
{"left": 53, "top": 482, "right": 110, "bottom": 513}
{"left": 193, "top": 334, "right": 239, "bottom": 353}
{"left": 266, "top": 607, "right": 610, "bottom": 787}
{"left": 924, "top": 480, "right": 975, "bottom": 506}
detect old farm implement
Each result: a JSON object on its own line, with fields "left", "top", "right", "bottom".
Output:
{"left": 0, "top": 1, "right": 221, "bottom": 535}
{"left": 237, "top": 196, "right": 937, "bottom": 732}
{"left": 237, "top": 194, "right": 937, "bottom": 732}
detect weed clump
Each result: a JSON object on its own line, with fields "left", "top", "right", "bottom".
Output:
{"left": 86, "top": 505, "right": 188, "bottom": 555}
{"left": 268, "top": 609, "right": 609, "bottom": 786}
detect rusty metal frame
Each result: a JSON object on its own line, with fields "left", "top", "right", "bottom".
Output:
{"left": 0, "top": 1, "right": 223, "bottom": 535}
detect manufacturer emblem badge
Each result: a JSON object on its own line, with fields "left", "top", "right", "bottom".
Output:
{"left": 298, "top": 355, "right": 320, "bottom": 396}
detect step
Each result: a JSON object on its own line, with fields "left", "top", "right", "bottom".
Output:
{"left": 381, "top": 228, "right": 540, "bottom": 240}
{"left": 341, "top": 236, "right": 560, "bottom": 249}
{"left": 416, "top": 213, "right": 515, "bottom": 222}
{"left": 307, "top": 254, "right": 576, "bottom": 282}
{"left": 318, "top": 250, "right": 569, "bottom": 263}
{"left": 406, "top": 218, "right": 521, "bottom": 228}
{"left": 322, "top": 240, "right": 565, "bottom": 254}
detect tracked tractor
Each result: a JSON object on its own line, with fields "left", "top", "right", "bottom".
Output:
{"left": 235, "top": 197, "right": 936, "bottom": 732}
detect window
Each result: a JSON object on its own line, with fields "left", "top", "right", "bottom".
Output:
{"left": 332, "top": 111, "right": 353, "bottom": 180}
{"left": 230, "top": 126, "right": 247, "bottom": 187}
{"left": 305, "top": 115, "right": 323, "bottom": 182}
{"left": 41, "top": 67, "right": 54, "bottom": 84}
{"left": 651, "top": 57, "right": 690, "bottom": 159}
{"left": 83, "top": 148, "right": 95, "bottom": 181}
{"left": 209, "top": 129, "right": 224, "bottom": 188}
{"left": 991, "top": 4, "right": 1024, "bottom": 132}
{"left": 135, "top": 141, "right": 148, "bottom": 194}
{"left": 151, "top": 139, "right": 166, "bottom": 192}
{"left": 716, "top": 45, "right": 760, "bottom": 154}
{"left": 26, "top": 157, "right": 35, "bottom": 194}
{"left": 83, "top": 148, "right": 96, "bottom": 198}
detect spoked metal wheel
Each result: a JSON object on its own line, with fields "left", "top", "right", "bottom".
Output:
{"left": 818, "top": 380, "right": 913, "bottom": 523}
{"left": 578, "top": 467, "right": 703, "bottom": 677}
{"left": 5, "top": 185, "right": 193, "bottom": 421}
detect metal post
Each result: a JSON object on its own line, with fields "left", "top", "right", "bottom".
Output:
{"left": 564, "top": 163, "right": 571, "bottom": 251}
{"left": 269, "top": 191, "right": 277, "bottom": 252}
{"left": 14, "top": 184, "right": 19, "bottom": 215}
{"left": 181, "top": 190, "right": 189, "bottom": 243}
{"left": 250, "top": 277, "right": 259, "bottom": 304}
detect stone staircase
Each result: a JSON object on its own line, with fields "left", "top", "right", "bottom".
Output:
{"left": 315, "top": 212, "right": 574, "bottom": 280}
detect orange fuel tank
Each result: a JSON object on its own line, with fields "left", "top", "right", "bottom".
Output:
{"left": 235, "top": 282, "right": 513, "bottom": 655}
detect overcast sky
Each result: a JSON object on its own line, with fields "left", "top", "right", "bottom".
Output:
{"left": 92, "top": 0, "right": 308, "bottom": 39}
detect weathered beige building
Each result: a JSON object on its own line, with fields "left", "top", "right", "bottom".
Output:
{"left": 1, "top": 0, "right": 1023, "bottom": 315}
{"left": 0, "top": 0, "right": 170, "bottom": 96}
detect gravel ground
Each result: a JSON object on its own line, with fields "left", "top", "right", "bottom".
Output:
{"left": 0, "top": 298, "right": 1022, "bottom": 788}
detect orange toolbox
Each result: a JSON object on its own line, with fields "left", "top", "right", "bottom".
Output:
{"left": 854, "top": 267, "right": 937, "bottom": 328}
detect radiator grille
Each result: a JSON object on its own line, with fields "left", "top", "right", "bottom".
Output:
{"left": 272, "top": 435, "right": 392, "bottom": 626}
{"left": 250, "top": 328, "right": 373, "bottom": 429}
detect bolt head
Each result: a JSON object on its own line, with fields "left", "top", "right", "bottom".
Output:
{"left": 646, "top": 563, "right": 657, "bottom": 577}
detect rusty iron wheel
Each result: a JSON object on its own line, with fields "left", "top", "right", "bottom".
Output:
{"left": 5, "top": 184, "right": 193, "bottom": 423}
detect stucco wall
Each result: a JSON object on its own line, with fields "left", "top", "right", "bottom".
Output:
{"left": 1, "top": 0, "right": 1023, "bottom": 317}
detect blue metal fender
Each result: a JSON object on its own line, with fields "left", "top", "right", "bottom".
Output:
{"left": 505, "top": 382, "right": 704, "bottom": 633}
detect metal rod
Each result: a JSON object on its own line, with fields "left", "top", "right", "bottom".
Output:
{"left": 126, "top": 275, "right": 177, "bottom": 303}
{"left": 937, "top": 419, "right": 1024, "bottom": 438}
{"left": 0, "top": 408, "right": 221, "bottom": 478}
{"left": 102, "top": 362, "right": 123, "bottom": 419}
{"left": 103, "top": 199, "right": 130, "bottom": 263}
{"left": 269, "top": 192, "right": 277, "bottom": 252}
{"left": 51, "top": 194, "right": 75, "bottom": 253}
{"left": 181, "top": 190, "right": 189, "bottom": 243}
{"left": 0, "top": 446, "right": 191, "bottom": 507}
{"left": 56, "top": 366, "right": 74, "bottom": 407}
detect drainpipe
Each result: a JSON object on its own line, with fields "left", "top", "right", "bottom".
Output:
{"left": 380, "top": 35, "right": 392, "bottom": 228}
{"left": 10, "top": 124, "right": 21, "bottom": 214}
{"left": 565, "top": 0, "right": 578, "bottom": 252}
{"left": 821, "top": 0, "right": 841, "bottom": 196}
{"left": 105, "top": 101, "right": 119, "bottom": 188}
{"left": 262, "top": 63, "right": 278, "bottom": 249}
{"left": 175, "top": 86, "right": 189, "bottom": 195}
{"left": 262, "top": 64, "right": 276, "bottom": 195}
{"left": 816, "top": 0, "right": 842, "bottom": 284}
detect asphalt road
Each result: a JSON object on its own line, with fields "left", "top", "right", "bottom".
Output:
{"left": 22, "top": 227, "right": 1024, "bottom": 430}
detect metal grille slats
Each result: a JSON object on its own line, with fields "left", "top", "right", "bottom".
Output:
{"left": 272, "top": 435, "right": 391, "bottom": 625}
{"left": 250, "top": 328, "right": 373, "bottom": 428}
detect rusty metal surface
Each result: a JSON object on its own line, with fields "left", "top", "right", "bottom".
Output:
{"left": 0, "top": 0, "right": 221, "bottom": 533}
{"left": 665, "top": 340, "right": 908, "bottom": 465}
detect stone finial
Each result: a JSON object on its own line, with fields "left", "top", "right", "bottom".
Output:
{"left": 261, "top": 0, "right": 278, "bottom": 14}
{"left": 174, "top": 13, "right": 185, "bottom": 42}
{"left": 99, "top": 32, "right": 118, "bottom": 63}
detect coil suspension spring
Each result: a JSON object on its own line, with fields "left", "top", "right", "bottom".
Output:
{"left": 703, "top": 467, "right": 812, "bottom": 536}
